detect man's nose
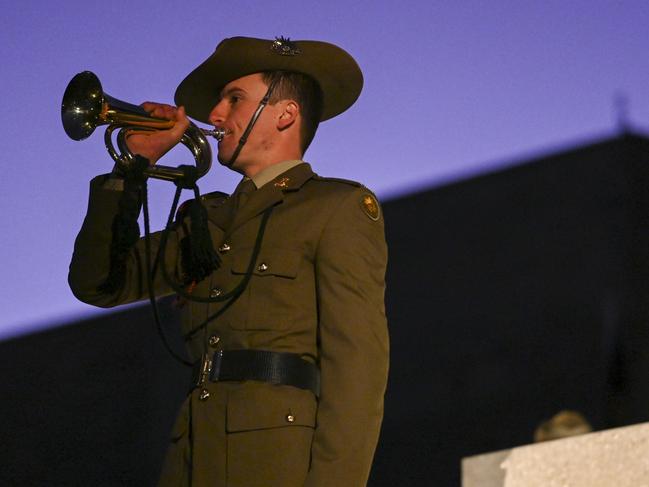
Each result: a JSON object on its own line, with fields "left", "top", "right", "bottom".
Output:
{"left": 208, "top": 100, "right": 227, "bottom": 126}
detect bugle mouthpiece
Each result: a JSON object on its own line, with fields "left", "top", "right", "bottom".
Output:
{"left": 201, "top": 128, "right": 226, "bottom": 141}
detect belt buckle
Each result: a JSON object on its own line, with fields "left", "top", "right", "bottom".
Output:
{"left": 210, "top": 350, "right": 224, "bottom": 382}
{"left": 196, "top": 353, "right": 213, "bottom": 388}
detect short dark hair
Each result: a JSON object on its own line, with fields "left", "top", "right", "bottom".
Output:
{"left": 262, "top": 71, "right": 323, "bottom": 153}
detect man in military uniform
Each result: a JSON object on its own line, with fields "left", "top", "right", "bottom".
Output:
{"left": 69, "top": 36, "right": 388, "bottom": 486}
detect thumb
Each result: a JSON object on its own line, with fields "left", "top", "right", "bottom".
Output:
{"left": 169, "top": 106, "right": 190, "bottom": 139}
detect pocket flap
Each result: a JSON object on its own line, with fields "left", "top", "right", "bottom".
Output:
{"left": 226, "top": 383, "right": 317, "bottom": 433}
{"left": 231, "top": 248, "right": 301, "bottom": 278}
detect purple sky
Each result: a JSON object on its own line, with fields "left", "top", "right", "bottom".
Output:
{"left": 2, "top": 0, "right": 648, "bottom": 339}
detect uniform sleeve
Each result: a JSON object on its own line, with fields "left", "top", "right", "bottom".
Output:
{"left": 68, "top": 174, "right": 184, "bottom": 308}
{"left": 305, "top": 187, "right": 389, "bottom": 487}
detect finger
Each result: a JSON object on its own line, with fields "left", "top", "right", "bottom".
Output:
{"left": 175, "top": 106, "right": 189, "bottom": 122}
{"left": 169, "top": 106, "right": 190, "bottom": 137}
{"left": 162, "top": 104, "right": 178, "bottom": 120}
{"left": 141, "top": 102, "right": 170, "bottom": 119}
{"left": 141, "top": 102, "right": 177, "bottom": 120}
{"left": 141, "top": 101, "right": 162, "bottom": 113}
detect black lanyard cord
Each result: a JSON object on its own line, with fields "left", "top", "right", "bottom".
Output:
{"left": 223, "top": 78, "right": 278, "bottom": 168}
{"left": 181, "top": 206, "right": 274, "bottom": 341}
{"left": 135, "top": 77, "right": 279, "bottom": 366}
{"left": 148, "top": 180, "right": 275, "bottom": 348}
{"left": 141, "top": 179, "right": 194, "bottom": 366}
{"left": 157, "top": 205, "right": 274, "bottom": 304}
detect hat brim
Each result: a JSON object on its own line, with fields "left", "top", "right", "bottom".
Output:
{"left": 174, "top": 37, "right": 363, "bottom": 123}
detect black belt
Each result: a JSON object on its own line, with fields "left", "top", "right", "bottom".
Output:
{"left": 191, "top": 349, "right": 320, "bottom": 396}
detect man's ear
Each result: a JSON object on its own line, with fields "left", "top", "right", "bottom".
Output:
{"left": 277, "top": 101, "right": 299, "bottom": 130}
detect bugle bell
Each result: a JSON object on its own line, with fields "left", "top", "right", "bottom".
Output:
{"left": 61, "top": 71, "right": 224, "bottom": 182}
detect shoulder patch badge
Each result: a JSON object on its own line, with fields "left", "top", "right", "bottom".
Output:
{"left": 361, "top": 193, "right": 381, "bottom": 221}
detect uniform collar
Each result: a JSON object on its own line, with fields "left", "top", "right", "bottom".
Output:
{"left": 207, "top": 162, "right": 316, "bottom": 231}
{"left": 249, "top": 160, "right": 305, "bottom": 189}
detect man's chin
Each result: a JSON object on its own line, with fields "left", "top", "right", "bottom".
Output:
{"left": 217, "top": 153, "right": 245, "bottom": 174}
{"left": 217, "top": 152, "right": 233, "bottom": 167}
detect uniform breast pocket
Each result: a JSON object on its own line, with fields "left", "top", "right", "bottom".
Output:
{"left": 229, "top": 248, "right": 304, "bottom": 331}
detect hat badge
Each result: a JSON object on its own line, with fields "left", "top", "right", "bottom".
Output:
{"left": 271, "top": 36, "right": 301, "bottom": 56}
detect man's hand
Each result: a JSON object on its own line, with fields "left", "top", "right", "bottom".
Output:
{"left": 125, "top": 103, "right": 190, "bottom": 164}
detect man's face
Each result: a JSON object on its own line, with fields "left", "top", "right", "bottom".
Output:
{"left": 208, "top": 73, "right": 276, "bottom": 171}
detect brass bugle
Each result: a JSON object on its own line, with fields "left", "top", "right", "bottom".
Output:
{"left": 61, "top": 71, "right": 224, "bottom": 182}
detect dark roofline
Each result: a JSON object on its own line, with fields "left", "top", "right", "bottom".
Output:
{"left": 385, "top": 130, "right": 649, "bottom": 203}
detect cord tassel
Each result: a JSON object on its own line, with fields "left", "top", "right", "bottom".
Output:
{"left": 183, "top": 191, "right": 221, "bottom": 284}
{"left": 97, "top": 155, "right": 148, "bottom": 294}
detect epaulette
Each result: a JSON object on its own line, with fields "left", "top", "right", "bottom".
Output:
{"left": 312, "top": 175, "right": 362, "bottom": 187}
{"left": 201, "top": 190, "right": 230, "bottom": 201}
{"left": 176, "top": 191, "right": 228, "bottom": 222}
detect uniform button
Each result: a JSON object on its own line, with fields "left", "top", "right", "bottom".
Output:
{"left": 208, "top": 335, "right": 220, "bottom": 348}
{"left": 199, "top": 388, "right": 210, "bottom": 401}
{"left": 218, "top": 243, "right": 231, "bottom": 253}
{"left": 286, "top": 414, "right": 295, "bottom": 423}
{"left": 210, "top": 287, "right": 222, "bottom": 298}
{"left": 257, "top": 263, "right": 269, "bottom": 272}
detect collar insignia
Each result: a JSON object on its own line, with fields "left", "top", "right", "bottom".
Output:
{"left": 274, "top": 177, "right": 291, "bottom": 188}
{"left": 271, "top": 37, "right": 301, "bottom": 56}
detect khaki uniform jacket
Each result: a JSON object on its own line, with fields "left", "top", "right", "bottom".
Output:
{"left": 69, "top": 162, "right": 389, "bottom": 487}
